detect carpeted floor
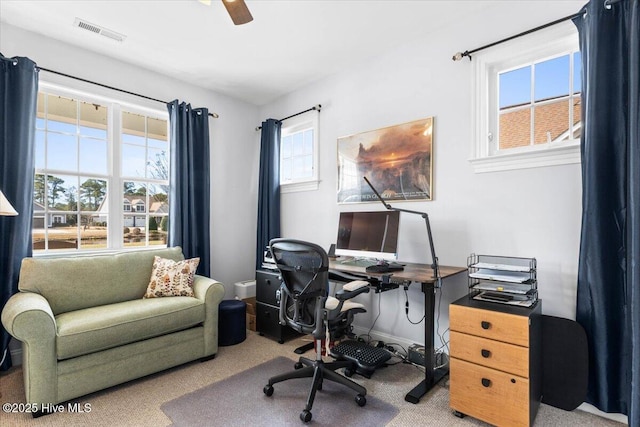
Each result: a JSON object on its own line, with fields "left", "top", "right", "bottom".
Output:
{"left": 162, "top": 356, "right": 398, "bottom": 426}
{"left": 0, "top": 331, "right": 626, "bottom": 426}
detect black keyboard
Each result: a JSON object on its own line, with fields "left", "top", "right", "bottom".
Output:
{"left": 365, "top": 264, "right": 404, "bottom": 273}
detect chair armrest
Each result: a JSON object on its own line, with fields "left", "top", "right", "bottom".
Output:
{"left": 1, "top": 292, "right": 56, "bottom": 341}
{"left": 335, "top": 280, "right": 371, "bottom": 301}
{"left": 192, "top": 275, "right": 225, "bottom": 356}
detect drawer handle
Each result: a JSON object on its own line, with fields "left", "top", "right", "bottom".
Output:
{"left": 481, "top": 321, "right": 491, "bottom": 330}
{"left": 266, "top": 279, "right": 271, "bottom": 285}
{"left": 481, "top": 378, "right": 491, "bottom": 387}
{"left": 481, "top": 349, "right": 491, "bottom": 358}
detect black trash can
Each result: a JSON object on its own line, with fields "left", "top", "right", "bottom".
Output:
{"left": 218, "top": 299, "right": 247, "bottom": 346}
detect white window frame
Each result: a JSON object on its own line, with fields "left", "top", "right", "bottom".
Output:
{"left": 280, "top": 110, "right": 319, "bottom": 193}
{"left": 35, "top": 81, "right": 169, "bottom": 255}
{"left": 469, "top": 22, "right": 581, "bottom": 173}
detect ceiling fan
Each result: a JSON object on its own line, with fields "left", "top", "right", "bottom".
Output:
{"left": 199, "top": 0, "right": 253, "bottom": 25}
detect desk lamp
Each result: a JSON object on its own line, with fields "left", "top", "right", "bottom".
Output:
{"left": 362, "top": 177, "right": 441, "bottom": 287}
{"left": 0, "top": 189, "right": 17, "bottom": 391}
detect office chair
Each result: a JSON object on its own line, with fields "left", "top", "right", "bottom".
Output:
{"left": 263, "top": 238, "right": 371, "bottom": 423}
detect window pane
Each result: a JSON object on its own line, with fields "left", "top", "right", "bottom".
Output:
{"left": 573, "top": 52, "right": 582, "bottom": 95}
{"left": 122, "top": 144, "right": 146, "bottom": 177}
{"left": 79, "top": 138, "right": 107, "bottom": 174}
{"left": 79, "top": 100, "right": 107, "bottom": 139}
{"left": 123, "top": 181, "right": 147, "bottom": 247}
{"left": 47, "top": 174, "right": 77, "bottom": 210}
{"left": 35, "top": 130, "right": 45, "bottom": 169}
{"left": 47, "top": 95, "right": 77, "bottom": 134}
{"left": 303, "top": 155, "right": 313, "bottom": 177}
{"left": 80, "top": 214, "right": 107, "bottom": 249}
{"left": 573, "top": 94, "right": 582, "bottom": 139}
{"left": 282, "top": 135, "right": 292, "bottom": 158}
{"left": 499, "top": 108, "right": 531, "bottom": 149}
{"left": 36, "top": 93, "right": 45, "bottom": 128}
{"left": 148, "top": 186, "right": 168, "bottom": 247}
{"left": 147, "top": 117, "right": 167, "bottom": 142}
{"left": 122, "top": 111, "right": 146, "bottom": 144}
{"left": 47, "top": 133, "right": 77, "bottom": 171}
{"left": 303, "top": 130, "right": 313, "bottom": 155}
{"left": 79, "top": 177, "right": 107, "bottom": 212}
{"left": 499, "top": 66, "right": 531, "bottom": 109}
{"left": 535, "top": 55, "right": 569, "bottom": 102}
{"left": 147, "top": 148, "right": 167, "bottom": 180}
{"left": 292, "top": 132, "right": 304, "bottom": 156}
{"left": 47, "top": 212, "right": 79, "bottom": 251}
{"left": 33, "top": 174, "right": 47, "bottom": 209}
{"left": 292, "top": 157, "right": 304, "bottom": 179}
{"left": 282, "top": 158, "right": 292, "bottom": 182}
{"left": 534, "top": 100, "right": 570, "bottom": 144}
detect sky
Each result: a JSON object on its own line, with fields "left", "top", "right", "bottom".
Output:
{"left": 499, "top": 52, "right": 582, "bottom": 109}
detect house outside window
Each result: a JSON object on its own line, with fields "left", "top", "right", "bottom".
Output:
{"left": 280, "top": 110, "right": 319, "bottom": 192}
{"left": 33, "top": 83, "right": 169, "bottom": 253}
{"left": 469, "top": 23, "right": 581, "bottom": 173}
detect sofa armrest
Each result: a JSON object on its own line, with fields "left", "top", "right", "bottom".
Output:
{"left": 192, "top": 275, "right": 225, "bottom": 356}
{"left": 1, "top": 292, "right": 58, "bottom": 407}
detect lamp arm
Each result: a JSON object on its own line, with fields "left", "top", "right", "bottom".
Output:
{"left": 362, "top": 177, "right": 441, "bottom": 285}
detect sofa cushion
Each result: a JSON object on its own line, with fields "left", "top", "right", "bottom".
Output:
{"left": 144, "top": 256, "right": 200, "bottom": 298}
{"left": 55, "top": 297, "right": 205, "bottom": 360}
{"left": 19, "top": 247, "right": 185, "bottom": 315}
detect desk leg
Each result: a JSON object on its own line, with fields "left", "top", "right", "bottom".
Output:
{"left": 405, "top": 282, "right": 446, "bottom": 403}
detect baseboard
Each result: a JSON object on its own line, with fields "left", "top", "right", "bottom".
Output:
{"left": 578, "top": 403, "right": 628, "bottom": 424}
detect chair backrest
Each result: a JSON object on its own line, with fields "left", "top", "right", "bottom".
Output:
{"left": 269, "top": 238, "right": 329, "bottom": 339}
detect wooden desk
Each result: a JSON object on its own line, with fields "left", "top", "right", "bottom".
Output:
{"left": 329, "top": 259, "right": 466, "bottom": 403}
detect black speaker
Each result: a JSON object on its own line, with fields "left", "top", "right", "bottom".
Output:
{"left": 541, "top": 315, "right": 588, "bottom": 411}
{"left": 327, "top": 243, "right": 336, "bottom": 259}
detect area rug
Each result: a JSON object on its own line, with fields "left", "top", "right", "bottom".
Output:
{"left": 161, "top": 356, "right": 399, "bottom": 426}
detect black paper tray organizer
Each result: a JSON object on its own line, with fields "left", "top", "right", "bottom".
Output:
{"left": 467, "top": 254, "right": 538, "bottom": 307}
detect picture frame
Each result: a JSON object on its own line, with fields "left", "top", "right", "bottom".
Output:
{"left": 337, "top": 117, "right": 434, "bottom": 204}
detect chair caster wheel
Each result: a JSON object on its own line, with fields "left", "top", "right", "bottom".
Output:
{"left": 300, "top": 410, "right": 312, "bottom": 422}
{"left": 344, "top": 367, "right": 354, "bottom": 377}
{"left": 294, "top": 362, "right": 303, "bottom": 369}
{"left": 453, "top": 410, "right": 465, "bottom": 418}
{"left": 355, "top": 394, "right": 366, "bottom": 407}
{"left": 263, "top": 385, "right": 274, "bottom": 396}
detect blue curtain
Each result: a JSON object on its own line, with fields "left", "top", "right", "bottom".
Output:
{"left": 574, "top": 1, "right": 640, "bottom": 424}
{"left": 256, "top": 119, "right": 281, "bottom": 270}
{"left": 0, "top": 54, "right": 38, "bottom": 371}
{"left": 167, "top": 100, "right": 211, "bottom": 277}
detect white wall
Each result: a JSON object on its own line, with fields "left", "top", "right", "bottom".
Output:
{"left": 1, "top": 22, "right": 259, "bottom": 298}
{"left": 259, "top": 2, "right": 585, "bottom": 349}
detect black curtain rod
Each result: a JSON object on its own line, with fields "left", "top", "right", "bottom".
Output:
{"left": 255, "top": 104, "right": 321, "bottom": 131}
{"left": 37, "top": 67, "right": 219, "bottom": 118}
{"left": 452, "top": 0, "right": 624, "bottom": 62}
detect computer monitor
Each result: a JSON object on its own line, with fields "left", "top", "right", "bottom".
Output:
{"left": 335, "top": 211, "right": 400, "bottom": 261}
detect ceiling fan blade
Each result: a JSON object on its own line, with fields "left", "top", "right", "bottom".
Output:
{"left": 222, "top": 0, "right": 253, "bottom": 25}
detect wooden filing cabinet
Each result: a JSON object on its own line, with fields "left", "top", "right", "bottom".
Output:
{"left": 255, "top": 269, "right": 299, "bottom": 344}
{"left": 449, "top": 296, "right": 542, "bottom": 427}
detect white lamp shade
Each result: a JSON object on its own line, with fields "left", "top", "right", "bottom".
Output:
{"left": 0, "top": 190, "right": 18, "bottom": 216}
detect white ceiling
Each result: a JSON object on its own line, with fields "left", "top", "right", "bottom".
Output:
{"left": 0, "top": 0, "right": 574, "bottom": 106}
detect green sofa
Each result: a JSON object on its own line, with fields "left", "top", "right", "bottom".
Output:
{"left": 1, "top": 247, "right": 225, "bottom": 414}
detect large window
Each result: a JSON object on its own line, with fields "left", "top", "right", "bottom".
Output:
{"left": 280, "top": 110, "right": 319, "bottom": 192}
{"left": 33, "top": 85, "right": 169, "bottom": 253}
{"left": 470, "top": 23, "right": 581, "bottom": 173}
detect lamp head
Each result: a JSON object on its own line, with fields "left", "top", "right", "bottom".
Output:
{"left": 0, "top": 190, "right": 18, "bottom": 216}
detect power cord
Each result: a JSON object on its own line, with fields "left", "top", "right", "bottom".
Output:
{"left": 403, "top": 285, "right": 425, "bottom": 324}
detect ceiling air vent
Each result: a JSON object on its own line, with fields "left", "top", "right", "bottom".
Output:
{"left": 73, "top": 18, "right": 126, "bottom": 42}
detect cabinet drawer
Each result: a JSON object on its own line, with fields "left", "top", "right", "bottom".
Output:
{"left": 450, "top": 358, "right": 530, "bottom": 427}
{"left": 450, "top": 304, "right": 530, "bottom": 347}
{"left": 450, "top": 331, "right": 529, "bottom": 378}
{"left": 256, "top": 270, "right": 281, "bottom": 306}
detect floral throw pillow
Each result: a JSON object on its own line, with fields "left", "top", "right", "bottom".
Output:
{"left": 144, "top": 256, "right": 200, "bottom": 298}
